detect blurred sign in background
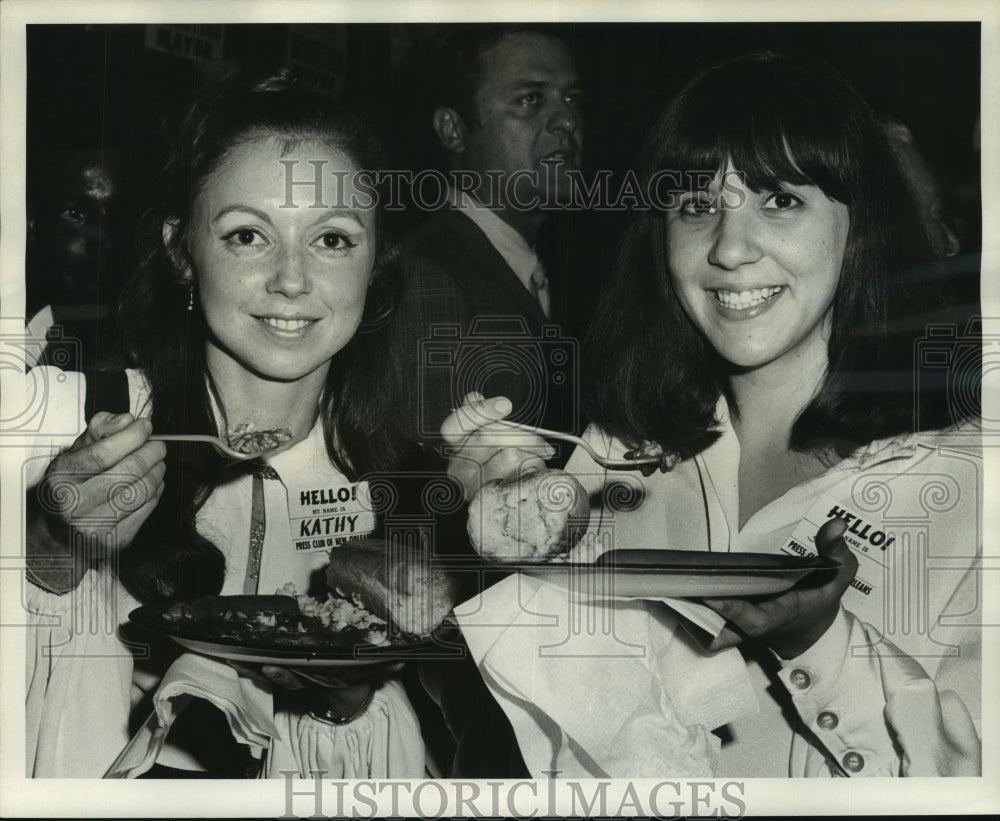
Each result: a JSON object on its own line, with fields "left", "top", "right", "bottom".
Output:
{"left": 144, "top": 24, "right": 225, "bottom": 62}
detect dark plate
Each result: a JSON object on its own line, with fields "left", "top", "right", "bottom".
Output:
{"left": 449, "top": 550, "right": 838, "bottom": 599}
{"left": 128, "top": 595, "right": 463, "bottom": 667}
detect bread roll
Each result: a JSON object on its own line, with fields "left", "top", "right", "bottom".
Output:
{"left": 467, "top": 469, "right": 590, "bottom": 561}
{"left": 325, "top": 539, "right": 458, "bottom": 637}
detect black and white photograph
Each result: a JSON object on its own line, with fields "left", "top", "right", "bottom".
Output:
{"left": 1, "top": 0, "right": 997, "bottom": 817}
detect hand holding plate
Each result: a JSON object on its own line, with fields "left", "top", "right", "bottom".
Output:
{"left": 700, "top": 517, "right": 857, "bottom": 659}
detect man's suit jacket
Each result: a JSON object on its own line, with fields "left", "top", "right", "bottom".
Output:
{"left": 389, "top": 207, "right": 588, "bottom": 779}
{"left": 390, "top": 207, "right": 580, "bottom": 456}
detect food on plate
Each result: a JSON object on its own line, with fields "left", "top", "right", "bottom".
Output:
{"left": 624, "top": 439, "right": 681, "bottom": 472}
{"left": 277, "top": 583, "right": 390, "bottom": 644}
{"left": 226, "top": 423, "right": 293, "bottom": 455}
{"left": 467, "top": 468, "right": 590, "bottom": 561}
{"left": 326, "top": 539, "right": 459, "bottom": 637}
{"left": 158, "top": 591, "right": 391, "bottom": 647}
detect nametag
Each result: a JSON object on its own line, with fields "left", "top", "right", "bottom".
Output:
{"left": 286, "top": 480, "right": 375, "bottom": 552}
{"left": 782, "top": 500, "right": 888, "bottom": 599}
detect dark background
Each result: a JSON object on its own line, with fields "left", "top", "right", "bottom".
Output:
{"left": 24, "top": 22, "right": 982, "bottom": 336}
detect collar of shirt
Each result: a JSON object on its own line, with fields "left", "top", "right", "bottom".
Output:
{"left": 197, "top": 374, "right": 346, "bottom": 487}
{"left": 448, "top": 187, "right": 540, "bottom": 295}
{"left": 206, "top": 411, "right": 352, "bottom": 595}
{"left": 264, "top": 412, "right": 346, "bottom": 484}
{"left": 572, "top": 394, "right": 946, "bottom": 554}
{"left": 697, "top": 395, "right": 944, "bottom": 545}
{"left": 23, "top": 305, "right": 55, "bottom": 368}
{"left": 125, "top": 369, "right": 355, "bottom": 593}
{"left": 218, "top": 398, "right": 346, "bottom": 486}
{"left": 26, "top": 304, "right": 54, "bottom": 339}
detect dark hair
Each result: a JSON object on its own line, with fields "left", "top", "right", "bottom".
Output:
{"left": 116, "top": 68, "right": 406, "bottom": 602}
{"left": 584, "top": 52, "right": 977, "bottom": 460}
{"left": 429, "top": 24, "right": 576, "bottom": 127}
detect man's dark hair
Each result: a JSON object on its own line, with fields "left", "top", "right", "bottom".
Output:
{"left": 428, "top": 23, "right": 576, "bottom": 127}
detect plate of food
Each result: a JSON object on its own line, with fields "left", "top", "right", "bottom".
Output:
{"left": 465, "top": 469, "right": 838, "bottom": 599}
{"left": 128, "top": 590, "right": 461, "bottom": 667}
{"left": 486, "top": 549, "right": 839, "bottom": 599}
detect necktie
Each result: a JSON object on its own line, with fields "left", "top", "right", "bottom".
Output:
{"left": 530, "top": 259, "right": 551, "bottom": 318}
{"left": 243, "top": 463, "right": 280, "bottom": 595}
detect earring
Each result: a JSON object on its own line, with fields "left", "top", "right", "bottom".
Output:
{"left": 186, "top": 279, "right": 195, "bottom": 312}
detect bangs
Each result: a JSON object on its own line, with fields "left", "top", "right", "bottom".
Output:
{"left": 652, "top": 54, "right": 857, "bottom": 204}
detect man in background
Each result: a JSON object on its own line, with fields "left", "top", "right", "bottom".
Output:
{"left": 24, "top": 147, "right": 129, "bottom": 375}
{"left": 391, "top": 24, "right": 585, "bottom": 779}
{"left": 391, "top": 24, "right": 585, "bottom": 462}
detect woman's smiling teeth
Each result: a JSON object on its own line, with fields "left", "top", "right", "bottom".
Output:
{"left": 714, "top": 286, "right": 783, "bottom": 310}
{"left": 259, "top": 316, "right": 316, "bottom": 332}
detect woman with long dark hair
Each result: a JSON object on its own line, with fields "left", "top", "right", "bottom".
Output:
{"left": 444, "top": 52, "right": 981, "bottom": 777}
{"left": 23, "top": 70, "right": 443, "bottom": 778}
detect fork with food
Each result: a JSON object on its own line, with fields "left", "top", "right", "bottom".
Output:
{"left": 150, "top": 424, "right": 294, "bottom": 460}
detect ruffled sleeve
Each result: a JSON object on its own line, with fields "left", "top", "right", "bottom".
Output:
{"left": 265, "top": 678, "right": 425, "bottom": 778}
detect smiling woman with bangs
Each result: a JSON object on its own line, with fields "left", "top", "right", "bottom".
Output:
{"left": 588, "top": 51, "right": 960, "bottom": 461}
{"left": 444, "top": 52, "right": 982, "bottom": 778}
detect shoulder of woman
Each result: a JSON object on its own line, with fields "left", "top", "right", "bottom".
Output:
{"left": 917, "top": 421, "right": 983, "bottom": 459}
{"left": 854, "top": 422, "right": 982, "bottom": 466}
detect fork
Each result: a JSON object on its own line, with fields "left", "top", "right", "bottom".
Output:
{"left": 491, "top": 419, "right": 664, "bottom": 470}
{"left": 149, "top": 434, "right": 261, "bottom": 461}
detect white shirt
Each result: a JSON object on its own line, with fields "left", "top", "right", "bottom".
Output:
{"left": 562, "top": 400, "right": 981, "bottom": 777}
{"left": 22, "top": 305, "right": 55, "bottom": 369}
{"left": 20, "top": 367, "right": 424, "bottom": 777}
